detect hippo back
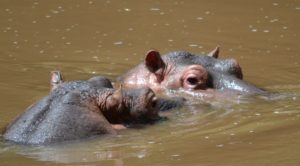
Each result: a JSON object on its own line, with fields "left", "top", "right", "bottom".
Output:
{"left": 3, "top": 81, "right": 116, "bottom": 144}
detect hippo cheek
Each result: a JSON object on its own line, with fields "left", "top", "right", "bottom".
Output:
{"left": 214, "top": 59, "right": 243, "bottom": 79}
{"left": 225, "top": 59, "right": 243, "bottom": 79}
{"left": 147, "top": 74, "right": 166, "bottom": 92}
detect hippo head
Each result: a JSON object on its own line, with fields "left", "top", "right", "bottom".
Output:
{"left": 118, "top": 48, "right": 244, "bottom": 93}
{"left": 102, "top": 86, "right": 160, "bottom": 124}
{"left": 144, "top": 50, "right": 209, "bottom": 91}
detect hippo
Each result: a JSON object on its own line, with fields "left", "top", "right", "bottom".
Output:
{"left": 118, "top": 47, "right": 266, "bottom": 94}
{"left": 3, "top": 71, "right": 183, "bottom": 145}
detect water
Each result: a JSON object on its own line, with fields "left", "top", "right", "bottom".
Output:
{"left": 0, "top": 0, "right": 300, "bottom": 165}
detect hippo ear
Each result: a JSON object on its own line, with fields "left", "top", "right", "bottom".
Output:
{"left": 50, "top": 71, "right": 64, "bottom": 91}
{"left": 207, "top": 46, "right": 220, "bottom": 59}
{"left": 106, "top": 84, "right": 123, "bottom": 109}
{"left": 145, "top": 50, "right": 165, "bottom": 73}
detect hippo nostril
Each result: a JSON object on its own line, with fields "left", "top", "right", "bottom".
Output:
{"left": 186, "top": 77, "right": 198, "bottom": 85}
{"left": 151, "top": 97, "right": 157, "bottom": 107}
{"left": 152, "top": 100, "right": 157, "bottom": 108}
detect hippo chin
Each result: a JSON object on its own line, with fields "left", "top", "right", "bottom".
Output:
{"left": 118, "top": 47, "right": 266, "bottom": 95}
{"left": 3, "top": 71, "right": 184, "bottom": 145}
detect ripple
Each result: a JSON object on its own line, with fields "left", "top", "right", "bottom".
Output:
{"left": 150, "top": 8, "right": 160, "bottom": 11}
{"left": 113, "top": 41, "right": 123, "bottom": 45}
{"left": 124, "top": 8, "right": 131, "bottom": 12}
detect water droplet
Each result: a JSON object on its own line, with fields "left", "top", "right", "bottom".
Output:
{"left": 196, "top": 17, "right": 203, "bottom": 20}
{"left": 114, "top": 41, "right": 123, "bottom": 45}
{"left": 150, "top": 8, "right": 160, "bottom": 11}
{"left": 124, "top": 8, "right": 131, "bottom": 12}
{"left": 51, "top": 10, "right": 59, "bottom": 14}
{"left": 137, "top": 153, "right": 145, "bottom": 159}
{"left": 189, "top": 44, "right": 198, "bottom": 47}
{"left": 74, "top": 50, "right": 83, "bottom": 53}
{"left": 216, "top": 144, "right": 224, "bottom": 148}
{"left": 270, "top": 19, "right": 279, "bottom": 23}
{"left": 271, "top": 110, "right": 283, "bottom": 116}
{"left": 263, "top": 30, "right": 270, "bottom": 33}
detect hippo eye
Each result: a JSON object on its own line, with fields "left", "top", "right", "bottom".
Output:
{"left": 186, "top": 77, "right": 198, "bottom": 85}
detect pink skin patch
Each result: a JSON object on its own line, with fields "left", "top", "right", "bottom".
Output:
{"left": 111, "top": 124, "right": 127, "bottom": 130}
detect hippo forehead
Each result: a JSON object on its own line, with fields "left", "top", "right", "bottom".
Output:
{"left": 123, "top": 87, "right": 154, "bottom": 100}
{"left": 162, "top": 51, "right": 218, "bottom": 68}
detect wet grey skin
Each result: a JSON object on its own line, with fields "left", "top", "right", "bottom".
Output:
{"left": 118, "top": 48, "right": 266, "bottom": 95}
{"left": 163, "top": 51, "right": 265, "bottom": 94}
{"left": 208, "top": 70, "right": 266, "bottom": 94}
{"left": 3, "top": 73, "right": 184, "bottom": 145}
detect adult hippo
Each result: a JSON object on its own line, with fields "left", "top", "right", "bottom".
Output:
{"left": 118, "top": 47, "right": 266, "bottom": 94}
{"left": 3, "top": 72, "right": 183, "bottom": 145}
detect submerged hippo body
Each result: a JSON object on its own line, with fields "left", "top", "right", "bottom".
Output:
{"left": 3, "top": 74, "right": 163, "bottom": 145}
{"left": 118, "top": 48, "right": 265, "bottom": 94}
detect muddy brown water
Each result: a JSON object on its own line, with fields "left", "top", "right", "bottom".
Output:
{"left": 0, "top": 0, "right": 300, "bottom": 165}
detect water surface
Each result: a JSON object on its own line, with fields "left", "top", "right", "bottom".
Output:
{"left": 0, "top": 0, "right": 300, "bottom": 165}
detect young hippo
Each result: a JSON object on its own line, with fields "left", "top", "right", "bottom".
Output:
{"left": 118, "top": 47, "right": 266, "bottom": 94}
{"left": 3, "top": 72, "right": 161, "bottom": 145}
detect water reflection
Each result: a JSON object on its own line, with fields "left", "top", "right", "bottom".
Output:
{"left": 4, "top": 134, "right": 152, "bottom": 164}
